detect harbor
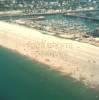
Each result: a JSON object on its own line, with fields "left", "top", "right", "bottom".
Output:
{"left": 0, "top": 0, "right": 99, "bottom": 100}
{"left": 1, "top": 6, "right": 99, "bottom": 46}
{"left": 1, "top": 12, "right": 98, "bottom": 46}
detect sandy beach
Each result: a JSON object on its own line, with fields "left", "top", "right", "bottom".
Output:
{"left": 0, "top": 21, "right": 99, "bottom": 88}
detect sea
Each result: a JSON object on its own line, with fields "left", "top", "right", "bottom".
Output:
{"left": 0, "top": 47, "right": 99, "bottom": 100}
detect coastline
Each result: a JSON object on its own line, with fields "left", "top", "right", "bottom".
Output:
{"left": 0, "top": 21, "right": 99, "bottom": 88}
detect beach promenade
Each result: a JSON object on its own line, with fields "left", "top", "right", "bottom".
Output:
{"left": 0, "top": 21, "right": 99, "bottom": 88}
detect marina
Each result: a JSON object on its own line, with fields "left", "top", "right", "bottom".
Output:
{"left": 2, "top": 12, "right": 98, "bottom": 45}
{"left": 0, "top": 0, "right": 99, "bottom": 100}
{"left": 1, "top": 7, "right": 99, "bottom": 45}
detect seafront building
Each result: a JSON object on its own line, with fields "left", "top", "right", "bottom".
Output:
{"left": 0, "top": 0, "right": 98, "bottom": 10}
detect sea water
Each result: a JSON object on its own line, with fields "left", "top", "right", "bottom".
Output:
{"left": 0, "top": 47, "right": 99, "bottom": 100}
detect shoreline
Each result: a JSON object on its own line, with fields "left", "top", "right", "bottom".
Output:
{"left": 0, "top": 21, "right": 99, "bottom": 88}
